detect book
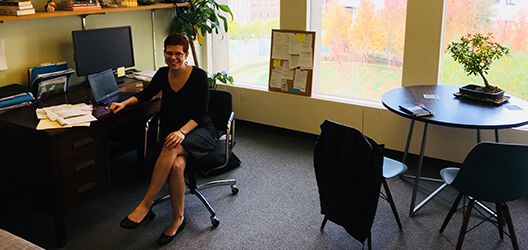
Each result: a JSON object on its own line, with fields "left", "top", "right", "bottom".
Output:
{"left": 0, "top": 0, "right": 33, "bottom": 2}
{"left": 0, "top": 4, "right": 34, "bottom": 10}
{"left": 399, "top": 103, "right": 433, "bottom": 117}
{"left": 0, "top": 83, "right": 28, "bottom": 99}
{"left": 0, "top": 7, "right": 35, "bottom": 15}
{"left": 0, "top": 1, "right": 33, "bottom": 7}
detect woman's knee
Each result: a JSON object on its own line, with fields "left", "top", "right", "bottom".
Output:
{"left": 170, "top": 156, "right": 186, "bottom": 175}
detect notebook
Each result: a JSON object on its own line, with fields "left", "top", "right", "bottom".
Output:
{"left": 88, "top": 68, "right": 134, "bottom": 105}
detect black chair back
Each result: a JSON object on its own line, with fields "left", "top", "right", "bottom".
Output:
{"left": 209, "top": 89, "right": 232, "bottom": 132}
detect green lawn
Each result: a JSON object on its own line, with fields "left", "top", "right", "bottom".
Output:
{"left": 230, "top": 56, "right": 528, "bottom": 101}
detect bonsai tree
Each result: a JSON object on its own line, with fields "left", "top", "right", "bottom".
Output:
{"left": 447, "top": 33, "right": 509, "bottom": 92}
{"left": 208, "top": 71, "right": 234, "bottom": 89}
{"left": 171, "top": 0, "right": 233, "bottom": 68}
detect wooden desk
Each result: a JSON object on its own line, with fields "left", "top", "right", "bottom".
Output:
{"left": 0, "top": 79, "right": 160, "bottom": 246}
{"left": 382, "top": 85, "right": 528, "bottom": 216}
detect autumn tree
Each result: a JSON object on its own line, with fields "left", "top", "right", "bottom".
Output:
{"left": 322, "top": 0, "right": 353, "bottom": 64}
{"left": 349, "top": 0, "right": 385, "bottom": 63}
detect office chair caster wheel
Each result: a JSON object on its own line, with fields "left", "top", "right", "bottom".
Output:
{"left": 231, "top": 185, "right": 239, "bottom": 195}
{"left": 211, "top": 216, "right": 220, "bottom": 228}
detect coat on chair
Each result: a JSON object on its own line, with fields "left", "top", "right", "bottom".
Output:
{"left": 313, "top": 120, "right": 383, "bottom": 243}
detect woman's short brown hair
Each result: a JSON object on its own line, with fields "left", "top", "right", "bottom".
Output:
{"left": 164, "top": 33, "right": 189, "bottom": 52}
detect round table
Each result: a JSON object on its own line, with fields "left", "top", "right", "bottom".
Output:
{"left": 382, "top": 85, "right": 528, "bottom": 216}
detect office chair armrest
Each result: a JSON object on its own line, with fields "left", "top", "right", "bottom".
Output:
{"left": 226, "top": 111, "right": 235, "bottom": 148}
{"left": 223, "top": 111, "right": 236, "bottom": 163}
{"left": 144, "top": 112, "right": 159, "bottom": 158}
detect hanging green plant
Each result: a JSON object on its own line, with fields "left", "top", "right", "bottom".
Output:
{"left": 170, "top": 0, "right": 233, "bottom": 67}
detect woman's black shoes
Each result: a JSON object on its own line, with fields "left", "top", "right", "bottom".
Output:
{"left": 157, "top": 219, "right": 186, "bottom": 246}
{"left": 120, "top": 209, "right": 156, "bottom": 229}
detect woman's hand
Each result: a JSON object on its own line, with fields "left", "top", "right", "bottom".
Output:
{"left": 107, "top": 102, "right": 126, "bottom": 113}
{"left": 164, "top": 130, "right": 185, "bottom": 148}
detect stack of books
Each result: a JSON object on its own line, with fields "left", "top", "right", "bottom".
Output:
{"left": 0, "top": 84, "right": 34, "bottom": 113}
{"left": 0, "top": 0, "right": 36, "bottom": 16}
{"left": 57, "top": 0, "right": 101, "bottom": 11}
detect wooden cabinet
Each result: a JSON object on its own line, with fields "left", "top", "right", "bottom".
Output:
{"left": 56, "top": 127, "right": 108, "bottom": 208}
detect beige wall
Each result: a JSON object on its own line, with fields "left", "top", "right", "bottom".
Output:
{"left": 0, "top": 5, "right": 173, "bottom": 85}
{"left": 1, "top": 1, "right": 527, "bottom": 162}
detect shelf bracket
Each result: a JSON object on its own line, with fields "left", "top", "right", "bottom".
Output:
{"left": 79, "top": 13, "right": 105, "bottom": 30}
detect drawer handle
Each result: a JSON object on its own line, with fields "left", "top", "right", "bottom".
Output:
{"left": 75, "top": 160, "right": 96, "bottom": 172}
{"left": 73, "top": 137, "right": 95, "bottom": 149}
{"left": 76, "top": 181, "right": 97, "bottom": 194}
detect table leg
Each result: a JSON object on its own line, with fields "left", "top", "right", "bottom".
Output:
{"left": 494, "top": 129, "right": 499, "bottom": 142}
{"left": 401, "top": 119, "right": 415, "bottom": 165}
{"left": 409, "top": 122, "right": 428, "bottom": 216}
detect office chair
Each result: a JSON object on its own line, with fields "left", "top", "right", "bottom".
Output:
{"left": 439, "top": 142, "right": 528, "bottom": 250}
{"left": 149, "top": 89, "right": 239, "bottom": 227}
{"left": 314, "top": 120, "right": 404, "bottom": 249}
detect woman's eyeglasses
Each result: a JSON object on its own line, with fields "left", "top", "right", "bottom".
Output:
{"left": 164, "top": 51, "right": 185, "bottom": 58}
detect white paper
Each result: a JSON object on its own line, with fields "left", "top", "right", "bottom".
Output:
{"left": 0, "top": 39, "right": 7, "bottom": 71}
{"left": 288, "top": 35, "right": 301, "bottom": 55}
{"left": 301, "top": 34, "right": 313, "bottom": 52}
{"left": 294, "top": 69, "right": 308, "bottom": 91}
{"left": 299, "top": 52, "right": 313, "bottom": 69}
{"left": 277, "top": 62, "right": 294, "bottom": 80}
{"left": 57, "top": 114, "right": 97, "bottom": 126}
{"left": 36, "top": 119, "right": 90, "bottom": 130}
{"left": 269, "top": 71, "right": 283, "bottom": 88}
{"left": 272, "top": 32, "right": 291, "bottom": 60}
{"left": 289, "top": 55, "right": 300, "bottom": 69}
{"left": 41, "top": 103, "right": 93, "bottom": 122}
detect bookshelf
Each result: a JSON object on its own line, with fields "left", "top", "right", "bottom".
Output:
{"left": 0, "top": 2, "right": 189, "bottom": 23}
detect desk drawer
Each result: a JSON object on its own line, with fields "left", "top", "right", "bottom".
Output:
{"left": 59, "top": 150, "right": 106, "bottom": 183}
{"left": 62, "top": 173, "right": 108, "bottom": 208}
{"left": 58, "top": 129, "right": 104, "bottom": 156}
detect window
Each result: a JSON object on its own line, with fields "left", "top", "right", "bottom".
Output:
{"left": 310, "top": 0, "right": 408, "bottom": 102}
{"left": 440, "top": 0, "right": 528, "bottom": 100}
{"left": 212, "top": 0, "right": 279, "bottom": 88}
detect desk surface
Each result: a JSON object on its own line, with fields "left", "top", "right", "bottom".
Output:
{"left": 382, "top": 85, "right": 528, "bottom": 129}
{"left": 0, "top": 79, "right": 156, "bottom": 135}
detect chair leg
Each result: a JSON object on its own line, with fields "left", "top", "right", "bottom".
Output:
{"left": 440, "top": 193, "right": 463, "bottom": 233}
{"left": 501, "top": 203, "right": 519, "bottom": 250}
{"left": 367, "top": 231, "right": 372, "bottom": 250}
{"left": 320, "top": 215, "right": 328, "bottom": 230}
{"left": 495, "top": 203, "right": 504, "bottom": 239}
{"left": 456, "top": 198, "right": 475, "bottom": 250}
{"left": 382, "top": 179, "right": 402, "bottom": 230}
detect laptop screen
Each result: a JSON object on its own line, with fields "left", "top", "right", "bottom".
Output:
{"left": 88, "top": 69, "right": 119, "bottom": 104}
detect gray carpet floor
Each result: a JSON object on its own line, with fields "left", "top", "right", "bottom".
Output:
{"left": 1, "top": 121, "right": 527, "bottom": 249}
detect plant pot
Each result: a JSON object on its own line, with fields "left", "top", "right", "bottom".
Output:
{"left": 459, "top": 84, "right": 504, "bottom": 101}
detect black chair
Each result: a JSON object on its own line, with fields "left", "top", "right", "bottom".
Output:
{"left": 439, "top": 142, "right": 528, "bottom": 250}
{"left": 314, "top": 120, "right": 403, "bottom": 248}
{"left": 150, "top": 89, "right": 239, "bottom": 227}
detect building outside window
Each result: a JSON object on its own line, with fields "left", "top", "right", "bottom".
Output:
{"left": 440, "top": 0, "right": 528, "bottom": 100}
{"left": 310, "top": 0, "right": 408, "bottom": 102}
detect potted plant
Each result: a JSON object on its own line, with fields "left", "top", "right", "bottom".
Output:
{"left": 208, "top": 71, "right": 234, "bottom": 89}
{"left": 170, "top": 0, "right": 233, "bottom": 68}
{"left": 447, "top": 33, "right": 510, "bottom": 101}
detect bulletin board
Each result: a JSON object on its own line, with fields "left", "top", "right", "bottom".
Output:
{"left": 268, "top": 29, "right": 315, "bottom": 97}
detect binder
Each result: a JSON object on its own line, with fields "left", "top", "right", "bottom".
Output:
{"left": 31, "top": 68, "right": 75, "bottom": 98}
{"left": 28, "top": 62, "right": 69, "bottom": 94}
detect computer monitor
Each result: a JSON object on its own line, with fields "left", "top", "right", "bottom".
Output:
{"left": 72, "top": 26, "right": 135, "bottom": 76}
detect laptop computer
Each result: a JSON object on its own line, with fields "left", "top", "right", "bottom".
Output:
{"left": 88, "top": 68, "right": 134, "bottom": 105}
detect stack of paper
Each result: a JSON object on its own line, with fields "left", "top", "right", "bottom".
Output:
{"left": 36, "top": 103, "right": 97, "bottom": 130}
